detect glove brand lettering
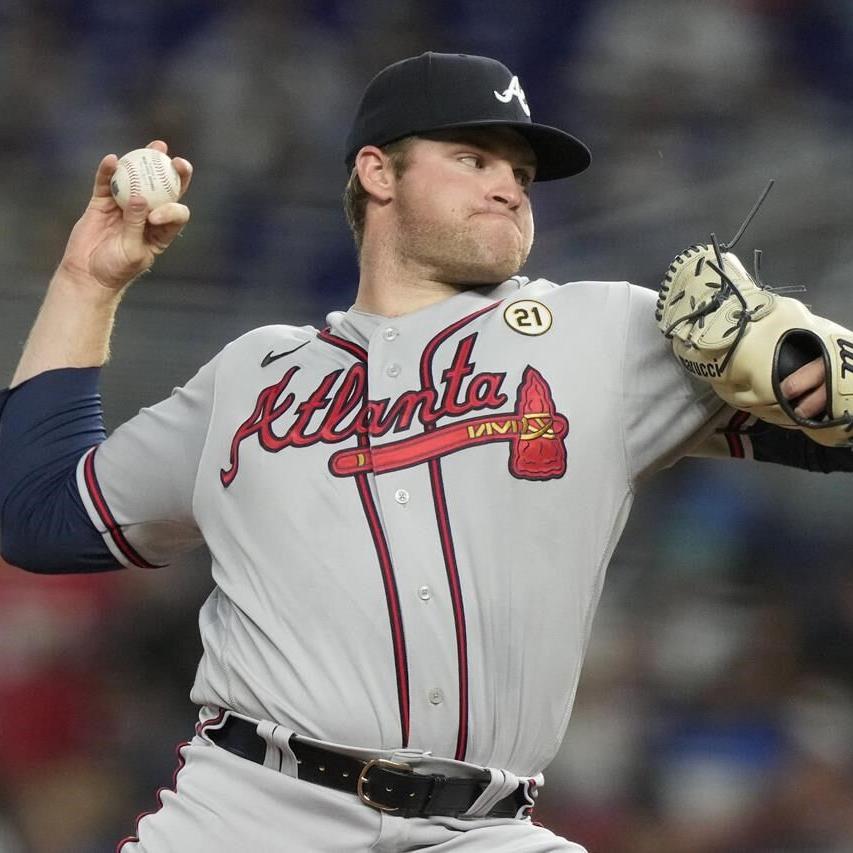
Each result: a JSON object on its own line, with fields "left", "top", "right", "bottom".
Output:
{"left": 837, "top": 338, "right": 853, "bottom": 378}
{"left": 678, "top": 356, "right": 724, "bottom": 378}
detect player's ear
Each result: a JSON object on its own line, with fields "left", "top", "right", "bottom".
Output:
{"left": 356, "top": 146, "right": 395, "bottom": 203}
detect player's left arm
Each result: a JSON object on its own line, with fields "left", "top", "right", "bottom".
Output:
{"left": 621, "top": 279, "right": 853, "bottom": 478}
{"left": 692, "top": 366, "right": 853, "bottom": 473}
{"left": 686, "top": 341, "right": 853, "bottom": 471}
{"left": 657, "top": 243, "right": 853, "bottom": 452}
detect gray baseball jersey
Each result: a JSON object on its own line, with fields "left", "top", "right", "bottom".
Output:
{"left": 76, "top": 275, "right": 722, "bottom": 780}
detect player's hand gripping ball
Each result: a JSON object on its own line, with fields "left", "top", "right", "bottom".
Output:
{"left": 110, "top": 148, "right": 181, "bottom": 210}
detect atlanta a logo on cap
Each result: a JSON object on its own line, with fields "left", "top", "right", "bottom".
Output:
{"left": 493, "top": 75, "right": 530, "bottom": 116}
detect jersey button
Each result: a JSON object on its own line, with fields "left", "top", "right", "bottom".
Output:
{"left": 428, "top": 688, "right": 444, "bottom": 705}
{"left": 382, "top": 327, "right": 399, "bottom": 341}
{"left": 386, "top": 363, "right": 401, "bottom": 378}
{"left": 394, "top": 489, "right": 409, "bottom": 505}
{"left": 418, "top": 585, "right": 431, "bottom": 601}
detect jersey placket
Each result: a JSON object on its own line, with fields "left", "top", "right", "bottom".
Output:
{"left": 364, "top": 322, "right": 464, "bottom": 758}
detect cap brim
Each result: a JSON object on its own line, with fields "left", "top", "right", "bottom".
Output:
{"left": 407, "top": 119, "right": 591, "bottom": 181}
{"left": 511, "top": 123, "right": 591, "bottom": 181}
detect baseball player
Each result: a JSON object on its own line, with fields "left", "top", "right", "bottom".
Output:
{"left": 1, "top": 52, "right": 851, "bottom": 852}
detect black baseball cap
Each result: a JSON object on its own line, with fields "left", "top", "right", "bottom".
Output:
{"left": 345, "top": 52, "right": 591, "bottom": 182}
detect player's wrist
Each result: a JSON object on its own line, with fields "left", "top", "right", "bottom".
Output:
{"left": 52, "top": 260, "right": 132, "bottom": 303}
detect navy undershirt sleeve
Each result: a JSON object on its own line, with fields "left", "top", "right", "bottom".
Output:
{"left": 0, "top": 367, "right": 123, "bottom": 573}
{"left": 745, "top": 420, "right": 853, "bottom": 473}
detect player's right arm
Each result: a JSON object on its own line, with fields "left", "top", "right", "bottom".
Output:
{"left": 0, "top": 143, "right": 195, "bottom": 573}
{"left": 11, "top": 141, "right": 191, "bottom": 386}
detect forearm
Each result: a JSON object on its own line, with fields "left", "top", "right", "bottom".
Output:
{"left": 11, "top": 142, "right": 191, "bottom": 388}
{"left": 697, "top": 411, "right": 853, "bottom": 472}
{"left": 748, "top": 421, "right": 853, "bottom": 473}
{"left": 10, "top": 267, "right": 125, "bottom": 388}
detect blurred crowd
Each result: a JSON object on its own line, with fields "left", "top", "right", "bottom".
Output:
{"left": 2, "top": 1, "right": 853, "bottom": 851}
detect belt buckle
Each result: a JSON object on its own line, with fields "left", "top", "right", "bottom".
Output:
{"left": 356, "top": 758, "right": 413, "bottom": 812}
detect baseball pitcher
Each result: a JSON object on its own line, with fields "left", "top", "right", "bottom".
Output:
{"left": 2, "top": 53, "right": 852, "bottom": 852}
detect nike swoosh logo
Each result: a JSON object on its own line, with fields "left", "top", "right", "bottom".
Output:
{"left": 261, "top": 340, "right": 309, "bottom": 367}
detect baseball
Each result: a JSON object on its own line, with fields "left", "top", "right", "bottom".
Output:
{"left": 110, "top": 148, "right": 181, "bottom": 210}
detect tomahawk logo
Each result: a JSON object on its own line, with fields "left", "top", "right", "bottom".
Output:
{"left": 493, "top": 76, "right": 530, "bottom": 117}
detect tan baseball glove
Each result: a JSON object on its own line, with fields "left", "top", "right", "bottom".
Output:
{"left": 655, "top": 243, "right": 853, "bottom": 447}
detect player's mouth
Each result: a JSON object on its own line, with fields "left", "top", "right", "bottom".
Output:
{"left": 472, "top": 210, "right": 522, "bottom": 233}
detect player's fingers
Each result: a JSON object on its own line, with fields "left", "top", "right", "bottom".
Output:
{"left": 793, "top": 384, "right": 828, "bottom": 419}
{"left": 147, "top": 224, "right": 190, "bottom": 255}
{"left": 148, "top": 202, "right": 190, "bottom": 228}
{"left": 146, "top": 204, "right": 190, "bottom": 254}
{"left": 91, "top": 154, "right": 119, "bottom": 200}
{"left": 146, "top": 139, "right": 169, "bottom": 154}
{"left": 172, "top": 157, "right": 193, "bottom": 196}
{"left": 779, "top": 357, "right": 825, "bottom": 400}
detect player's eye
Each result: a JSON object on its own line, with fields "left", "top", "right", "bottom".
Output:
{"left": 459, "top": 154, "right": 483, "bottom": 168}
{"left": 515, "top": 170, "right": 533, "bottom": 192}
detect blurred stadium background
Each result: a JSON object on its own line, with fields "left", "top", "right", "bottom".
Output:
{"left": 2, "top": 1, "right": 853, "bottom": 850}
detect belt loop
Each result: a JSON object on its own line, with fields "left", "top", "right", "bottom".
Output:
{"left": 463, "top": 768, "right": 521, "bottom": 818}
{"left": 515, "top": 776, "right": 540, "bottom": 819}
{"left": 256, "top": 720, "right": 299, "bottom": 777}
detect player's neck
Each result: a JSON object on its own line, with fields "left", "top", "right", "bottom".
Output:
{"left": 353, "top": 246, "right": 464, "bottom": 318}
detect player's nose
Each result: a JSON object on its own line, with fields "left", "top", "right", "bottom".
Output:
{"left": 488, "top": 161, "right": 524, "bottom": 209}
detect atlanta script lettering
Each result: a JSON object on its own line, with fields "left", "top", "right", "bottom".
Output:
{"left": 221, "top": 335, "right": 507, "bottom": 487}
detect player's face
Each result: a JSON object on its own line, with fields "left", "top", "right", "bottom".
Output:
{"left": 390, "top": 128, "right": 536, "bottom": 285}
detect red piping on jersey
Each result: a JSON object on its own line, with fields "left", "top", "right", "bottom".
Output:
{"left": 724, "top": 410, "right": 751, "bottom": 458}
{"left": 427, "top": 458, "right": 469, "bottom": 760}
{"left": 316, "top": 328, "right": 368, "bottom": 362}
{"left": 115, "top": 739, "right": 192, "bottom": 851}
{"left": 417, "top": 303, "right": 503, "bottom": 397}
{"left": 115, "top": 712, "right": 228, "bottom": 850}
{"left": 196, "top": 707, "right": 228, "bottom": 735}
{"left": 354, "top": 452, "right": 411, "bottom": 747}
{"left": 83, "top": 447, "right": 162, "bottom": 569}
{"left": 418, "top": 300, "right": 502, "bottom": 760}
{"left": 317, "top": 327, "right": 410, "bottom": 746}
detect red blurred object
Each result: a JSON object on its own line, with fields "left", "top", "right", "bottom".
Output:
{"left": 0, "top": 558, "right": 118, "bottom": 779}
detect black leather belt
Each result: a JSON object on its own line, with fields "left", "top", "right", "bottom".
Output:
{"left": 206, "top": 714, "right": 537, "bottom": 819}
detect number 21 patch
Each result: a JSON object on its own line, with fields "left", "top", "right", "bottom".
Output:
{"left": 503, "top": 299, "right": 553, "bottom": 336}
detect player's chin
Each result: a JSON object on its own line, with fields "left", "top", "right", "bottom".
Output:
{"left": 437, "top": 229, "right": 530, "bottom": 285}
{"left": 466, "top": 236, "right": 528, "bottom": 279}
{"left": 450, "top": 252, "right": 526, "bottom": 286}
{"left": 488, "top": 242, "right": 529, "bottom": 280}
